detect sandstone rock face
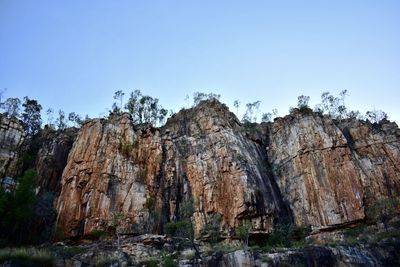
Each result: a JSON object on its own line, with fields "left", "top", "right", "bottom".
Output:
{"left": 56, "top": 102, "right": 291, "bottom": 238}
{"left": 161, "top": 101, "right": 291, "bottom": 235}
{"left": 0, "top": 114, "right": 25, "bottom": 178}
{"left": 56, "top": 101, "right": 400, "bottom": 238}
{"left": 267, "top": 112, "right": 400, "bottom": 229}
{"left": 35, "top": 128, "right": 78, "bottom": 194}
{"left": 338, "top": 120, "right": 400, "bottom": 203}
{"left": 56, "top": 114, "right": 163, "bottom": 237}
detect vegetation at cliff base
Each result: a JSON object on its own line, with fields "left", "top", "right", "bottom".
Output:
{"left": 0, "top": 247, "right": 53, "bottom": 267}
{"left": 236, "top": 220, "right": 252, "bottom": 250}
{"left": 0, "top": 169, "right": 56, "bottom": 246}
{"left": 366, "top": 197, "right": 400, "bottom": 230}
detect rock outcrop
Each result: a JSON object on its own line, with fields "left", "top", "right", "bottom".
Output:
{"left": 35, "top": 127, "right": 78, "bottom": 194}
{"left": 267, "top": 112, "right": 400, "bottom": 229}
{"left": 160, "top": 101, "right": 291, "bottom": 235}
{"left": 0, "top": 114, "right": 24, "bottom": 178}
{"left": 55, "top": 100, "right": 400, "bottom": 238}
{"left": 202, "top": 241, "right": 400, "bottom": 267}
{"left": 56, "top": 114, "right": 163, "bottom": 237}
{"left": 56, "top": 102, "right": 292, "bottom": 238}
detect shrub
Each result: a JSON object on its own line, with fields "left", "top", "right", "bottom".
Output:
{"left": 0, "top": 247, "right": 53, "bottom": 267}
{"left": 202, "top": 213, "right": 222, "bottom": 244}
{"left": 88, "top": 230, "right": 109, "bottom": 240}
{"left": 262, "top": 224, "right": 311, "bottom": 250}
{"left": 118, "top": 140, "right": 139, "bottom": 159}
{"left": 137, "top": 257, "right": 160, "bottom": 267}
{"left": 213, "top": 243, "right": 240, "bottom": 253}
{"left": 164, "top": 256, "right": 177, "bottom": 267}
{"left": 236, "top": 220, "right": 252, "bottom": 250}
{"left": 165, "top": 220, "right": 193, "bottom": 241}
{"left": 52, "top": 246, "right": 86, "bottom": 258}
{"left": 366, "top": 198, "right": 400, "bottom": 230}
{"left": 343, "top": 223, "right": 367, "bottom": 238}
{"left": 94, "top": 254, "right": 119, "bottom": 267}
{"left": 0, "top": 169, "right": 37, "bottom": 245}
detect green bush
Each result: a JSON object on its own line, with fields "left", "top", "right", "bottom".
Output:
{"left": 88, "top": 230, "right": 109, "bottom": 240}
{"left": 0, "top": 247, "right": 53, "bottom": 267}
{"left": 236, "top": 220, "right": 252, "bottom": 249}
{"left": 118, "top": 140, "right": 139, "bottom": 159}
{"left": 212, "top": 243, "right": 240, "bottom": 253}
{"left": 366, "top": 198, "right": 400, "bottom": 230}
{"left": 52, "top": 246, "right": 86, "bottom": 258}
{"left": 0, "top": 169, "right": 56, "bottom": 246}
{"left": 94, "top": 254, "right": 119, "bottom": 267}
{"left": 0, "top": 169, "right": 38, "bottom": 245}
{"left": 163, "top": 256, "right": 177, "bottom": 267}
{"left": 165, "top": 220, "right": 193, "bottom": 240}
{"left": 201, "top": 213, "right": 222, "bottom": 244}
{"left": 262, "top": 224, "right": 311, "bottom": 250}
{"left": 343, "top": 224, "right": 367, "bottom": 238}
{"left": 137, "top": 258, "right": 160, "bottom": 267}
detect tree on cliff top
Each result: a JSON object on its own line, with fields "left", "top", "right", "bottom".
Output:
{"left": 192, "top": 92, "right": 221, "bottom": 106}
{"left": 314, "top": 90, "right": 348, "bottom": 119}
{"left": 1, "top": 97, "right": 21, "bottom": 118}
{"left": 111, "top": 90, "right": 125, "bottom": 114}
{"left": 125, "top": 89, "right": 168, "bottom": 126}
{"left": 365, "top": 109, "right": 388, "bottom": 124}
{"left": 21, "top": 97, "right": 42, "bottom": 136}
{"left": 242, "top": 101, "right": 261, "bottom": 123}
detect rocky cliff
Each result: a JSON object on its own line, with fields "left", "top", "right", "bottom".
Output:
{"left": 55, "top": 100, "right": 400, "bottom": 239}
{"left": 56, "top": 102, "right": 292, "bottom": 238}
{"left": 0, "top": 114, "right": 25, "bottom": 178}
{"left": 0, "top": 115, "right": 77, "bottom": 195}
{"left": 35, "top": 127, "right": 78, "bottom": 194}
{"left": 268, "top": 113, "right": 400, "bottom": 229}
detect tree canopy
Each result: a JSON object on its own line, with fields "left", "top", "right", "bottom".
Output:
{"left": 21, "top": 97, "right": 42, "bottom": 136}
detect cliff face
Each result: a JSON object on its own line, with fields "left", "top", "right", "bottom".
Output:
{"left": 35, "top": 128, "right": 78, "bottom": 194}
{"left": 0, "top": 114, "right": 25, "bottom": 178}
{"left": 56, "top": 102, "right": 291, "bottom": 237}
{"left": 0, "top": 114, "right": 77, "bottom": 195}
{"left": 337, "top": 119, "right": 400, "bottom": 202}
{"left": 268, "top": 113, "right": 400, "bottom": 229}
{"left": 160, "top": 101, "right": 291, "bottom": 234}
{"left": 56, "top": 114, "right": 163, "bottom": 237}
{"left": 54, "top": 101, "right": 400, "bottom": 238}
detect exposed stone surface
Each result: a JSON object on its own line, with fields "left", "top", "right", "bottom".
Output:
{"left": 267, "top": 112, "right": 400, "bottom": 229}
{"left": 160, "top": 101, "right": 291, "bottom": 235}
{"left": 55, "top": 100, "right": 400, "bottom": 239}
{"left": 0, "top": 114, "right": 24, "bottom": 178}
{"left": 56, "top": 101, "right": 294, "bottom": 238}
{"left": 337, "top": 119, "right": 400, "bottom": 203}
{"left": 40, "top": 236, "right": 400, "bottom": 267}
{"left": 1, "top": 100, "right": 400, "bottom": 266}
{"left": 56, "top": 113, "right": 163, "bottom": 237}
{"left": 202, "top": 241, "right": 400, "bottom": 267}
{"left": 35, "top": 127, "right": 78, "bottom": 194}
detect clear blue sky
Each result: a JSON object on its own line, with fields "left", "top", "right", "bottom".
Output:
{"left": 1, "top": 0, "right": 399, "bottom": 122}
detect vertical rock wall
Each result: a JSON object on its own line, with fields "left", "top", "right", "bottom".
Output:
{"left": 267, "top": 112, "right": 400, "bottom": 229}
{"left": 56, "top": 114, "right": 163, "bottom": 237}
{"left": 0, "top": 114, "right": 25, "bottom": 178}
{"left": 55, "top": 101, "right": 400, "bottom": 238}
{"left": 35, "top": 127, "right": 78, "bottom": 194}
